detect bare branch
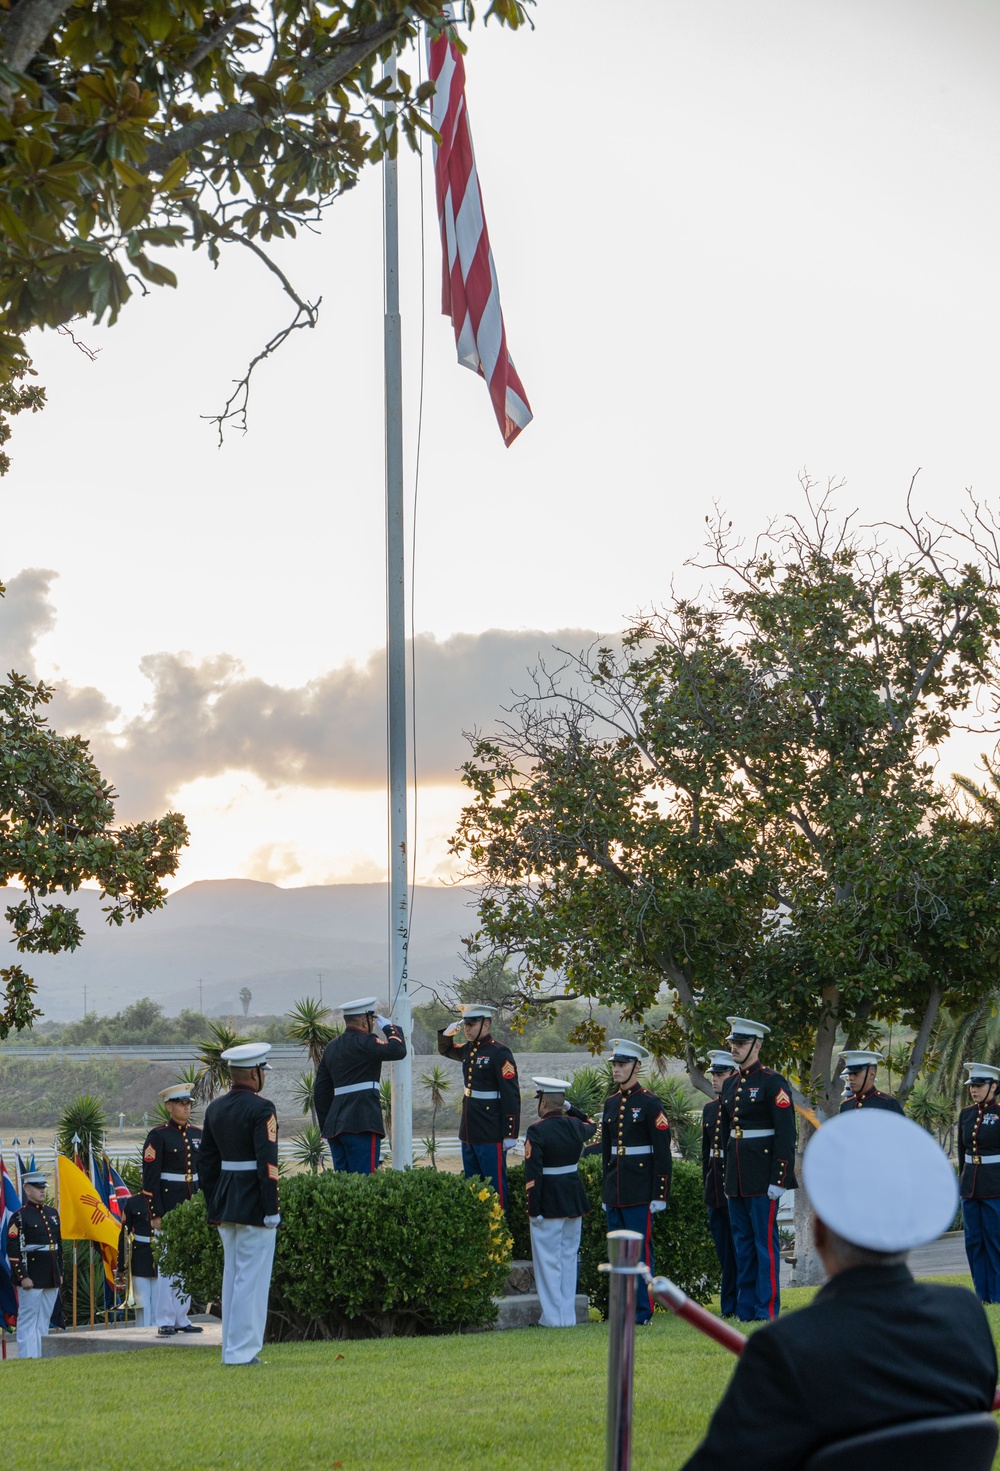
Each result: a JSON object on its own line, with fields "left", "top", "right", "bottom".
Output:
{"left": 186, "top": 5, "right": 256, "bottom": 70}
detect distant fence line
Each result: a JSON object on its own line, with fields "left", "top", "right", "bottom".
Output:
{"left": 0, "top": 1137, "right": 468, "bottom": 1166}
{"left": 0, "top": 1043, "right": 312, "bottom": 1062}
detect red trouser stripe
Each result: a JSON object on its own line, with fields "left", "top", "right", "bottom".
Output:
{"left": 495, "top": 1144, "right": 505, "bottom": 1207}
{"left": 766, "top": 1197, "right": 778, "bottom": 1319}
{"left": 371, "top": 1135, "right": 377, "bottom": 1173}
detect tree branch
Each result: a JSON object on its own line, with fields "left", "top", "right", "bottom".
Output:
{"left": 186, "top": 5, "right": 256, "bottom": 70}
{"left": 0, "top": 0, "right": 75, "bottom": 73}
{"left": 143, "top": 14, "right": 404, "bottom": 174}
{"left": 898, "top": 986, "right": 942, "bottom": 1099}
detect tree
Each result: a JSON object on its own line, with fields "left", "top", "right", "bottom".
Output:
{"left": 0, "top": 599, "right": 189, "bottom": 1039}
{"left": 192, "top": 1020, "right": 249, "bottom": 1101}
{"left": 451, "top": 485, "right": 1000, "bottom": 1124}
{"left": 239, "top": 986, "right": 252, "bottom": 1017}
{"left": 0, "top": 0, "right": 532, "bottom": 450}
{"left": 56, "top": 1094, "right": 107, "bottom": 1167}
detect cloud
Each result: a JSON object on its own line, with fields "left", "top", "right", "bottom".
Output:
{"left": 0, "top": 569, "right": 613, "bottom": 820}
{"left": 244, "top": 843, "right": 304, "bottom": 884}
{"left": 0, "top": 568, "right": 58, "bottom": 675}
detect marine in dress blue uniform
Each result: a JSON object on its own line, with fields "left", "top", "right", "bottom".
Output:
{"left": 720, "top": 1016, "right": 797, "bottom": 1322}
{"left": 524, "top": 1076, "right": 596, "bottom": 1328}
{"left": 600, "top": 1039, "right": 672, "bottom": 1325}
{"left": 141, "top": 1081, "right": 203, "bottom": 1335}
{"left": 701, "top": 1049, "right": 738, "bottom": 1318}
{"left": 437, "top": 1004, "right": 520, "bottom": 1208}
{"left": 837, "top": 1050, "right": 903, "bottom": 1114}
{"left": 199, "top": 1042, "right": 281, "bottom": 1365}
{"left": 958, "top": 1060, "right": 1000, "bottom": 1304}
{"left": 6, "top": 1169, "right": 62, "bottom": 1359}
{"left": 314, "top": 995, "right": 407, "bottom": 1173}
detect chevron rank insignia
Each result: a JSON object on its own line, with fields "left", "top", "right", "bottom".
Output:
{"left": 501, "top": 1061, "right": 516, "bottom": 1079}
{"left": 267, "top": 1163, "right": 279, "bottom": 1181}
{"left": 144, "top": 1144, "right": 156, "bottom": 1161}
{"left": 524, "top": 1140, "right": 532, "bottom": 1159}
{"left": 266, "top": 1115, "right": 278, "bottom": 1143}
{"left": 655, "top": 1112, "right": 669, "bottom": 1130}
{"left": 775, "top": 1089, "right": 791, "bottom": 1108}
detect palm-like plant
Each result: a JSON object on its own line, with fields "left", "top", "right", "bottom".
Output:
{"left": 193, "top": 1021, "right": 250, "bottom": 1102}
{"left": 653, "top": 1074, "right": 703, "bottom": 1137}
{"left": 564, "top": 1066, "right": 610, "bottom": 1119}
{"left": 285, "top": 996, "right": 339, "bottom": 1070}
{"left": 905, "top": 1079, "right": 955, "bottom": 1149}
{"left": 288, "top": 1124, "right": 326, "bottom": 1174}
{"left": 420, "top": 1065, "right": 452, "bottom": 1170}
{"left": 293, "top": 1070, "right": 317, "bottom": 1125}
{"left": 57, "top": 1096, "right": 108, "bottom": 1168}
{"left": 379, "top": 1077, "right": 392, "bottom": 1134}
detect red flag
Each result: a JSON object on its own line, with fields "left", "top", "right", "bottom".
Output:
{"left": 428, "top": 23, "right": 532, "bottom": 447}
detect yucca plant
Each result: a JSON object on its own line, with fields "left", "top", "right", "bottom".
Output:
{"left": 564, "top": 1066, "right": 610, "bottom": 1119}
{"left": 293, "top": 1070, "right": 317, "bottom": 1125}
{"left": 905, "top": 1079, "right": 954, "bottom": 1148}
{"left": 379, "top": 1077, "right": 392, "bottom": 1134}
{"left": 192, "top": 1021, "right": 251, "bottom": 1102}
{"left": 420, "top": 1065, "right": 452, "bottom": 1170}
{"left": 57, "top": 1096, "right": 108, "bottom": 1168}
{"left": 653, "top": 1074, "right": 703, "bottom": 1136}
{"left": 285, "top": 997, "right": 340, "bottom": 1069}
{"left": 288, "top": 1124, "right": 326, "bottom": 1174}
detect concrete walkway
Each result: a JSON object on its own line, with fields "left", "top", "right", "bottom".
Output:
{"left": 781, "top": 1230, "right": 969, "bottom": 1287}
{"left": 3, "top": 1314, "right": 221, "bottom": 1360}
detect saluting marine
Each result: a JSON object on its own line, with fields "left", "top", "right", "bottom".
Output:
{"left": 437, "top": 1004, "right": 520, "bottom": 1208}
{"left": 601, "top": 1039, "right": 672, "bottom": 1325}
{"left": 838, "top": 1050, "right": 903, "bottom": 1113}
{"left": 6, "top": 1168, "right": 63, "bottom": 1360}
{"left": 720, "top": 1016, "right": 798, "bottom": 1322}
{"left": 701, "top": 1049, "right": 738, "bottom": 1319}
{"left": 116, "top": 1190, "right": 157, "bottom": 1328}
{"left": 958, "top": 1060, "right": 1000, "bottom": 1305}
{"left": 524, "top": 1076, "right": 596, "bottom": 1328}
{"left": 199, "top": 1042, "right": 281, "bottom": 1366}
{"left": 141, "top": 1081, "right": 203, "bottom": 1337}
{"left": 314, "top": 996, "right": 407, "bottom": 1173}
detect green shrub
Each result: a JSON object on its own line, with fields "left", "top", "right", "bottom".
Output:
{"left": 505, "top": 1157, "right": 720, "bottom": 1316}
{"left": 156, "top": 1168, "right": 513, "bottom": 1339}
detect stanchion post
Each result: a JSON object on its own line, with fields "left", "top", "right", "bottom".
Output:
{"left": 603, "top": 1229, "right": 644, "bottom": 1471}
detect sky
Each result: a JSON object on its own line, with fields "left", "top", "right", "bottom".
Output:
{"left": 3, "top": 0, "right": 1000, "bottom": 891}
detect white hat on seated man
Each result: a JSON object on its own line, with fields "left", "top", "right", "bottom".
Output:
{"left": 804, "top": 1109, "right": 958, "bottom": 1252}
{"left": 220, "top": 1042, "right": 272, "bottom": 1069}
{"left": 726, "top": 1016, "right": 771, "bottom": 1042}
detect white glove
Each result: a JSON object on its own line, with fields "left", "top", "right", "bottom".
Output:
{"left": 503, "top": 1138, "right": 518, "bottom": 1152}
{"left": 263, "top": 1214, "right": 281, "bottom": 1229}
{"left": 375, "top": 1014, "right": 392, "bottom": 1030}
{"left": 532, "top": 1216, "right": 544, "bottom": 1224}
{"left": 649, "top": 1200, "right": 667, "bottom": 1214}
{"left": 443, "top": 1021, "right": 462, "bottom": 1037}
{"left": 767, "top": 1184, "right": 784, "bottom": 1201}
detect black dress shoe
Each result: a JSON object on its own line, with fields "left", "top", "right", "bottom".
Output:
{"left": 156, "top": 1327, "right": 177, "bottom": 1337}
{"left": 176, "top": 1325, "right": 204, "bottom": 1334}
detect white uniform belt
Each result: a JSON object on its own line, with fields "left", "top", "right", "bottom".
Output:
{"left": 466, "top": 1089, "right": 500, "bottom": 1100}
{"left": 541, "top": 1164, "right": 579, "bottom": 1176}
{"left": 23, "top": 1244, "right": 57, "bottom": 1252}
{"left": 220, "top": 1160, "right": 257, "bottom": 1171}
{"left": 733, "top": 1128, "right": 775, "bottom": 1139}
{"left": 132, "top": 1235, "right": 152, "bottom": 1243}
{"left": 161, "top": 1172, "right": 195, "bottom": 1182}
{"left": 612, "top": 1145, "right": 653, "bottom": 1156}
{"left": 971, "top": 1154, "right": 1000, "bottom": 1165}
{"left": 333, "top": 1081, "right": 379, "bottom": 1095}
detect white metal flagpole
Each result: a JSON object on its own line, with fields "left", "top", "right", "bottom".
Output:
{"left": 383, "top": 43, "right": 413, "bottom": 1169}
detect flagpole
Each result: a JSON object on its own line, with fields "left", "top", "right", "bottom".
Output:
{"left": 384, "top": 41, "right": 413, "bottom": 1170}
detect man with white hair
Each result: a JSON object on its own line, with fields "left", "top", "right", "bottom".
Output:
{"left": 680, "top": 1110, "right": 997, "bottom": 1471}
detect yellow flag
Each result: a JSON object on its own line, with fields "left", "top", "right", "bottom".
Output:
{"left": 56, "top": 1155, "right": 120, "bottom": 1258}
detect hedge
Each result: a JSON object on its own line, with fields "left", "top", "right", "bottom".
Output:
{"left": 156, "top": 1168, "right": 512, "bottom": 1339}
{"left": 505, "top": 1156, "right": 720, "bottom": 1316}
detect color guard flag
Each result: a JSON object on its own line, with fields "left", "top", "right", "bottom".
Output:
{"left": 56, "top": 1155, "right": 119, "bottom": 1266}
{"left": 427, "top": 18, "right": 532, "bottom": 447}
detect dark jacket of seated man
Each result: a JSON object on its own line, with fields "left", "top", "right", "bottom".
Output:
{"left": 681, "top": 1249, "right": 997, "bottom": 1471}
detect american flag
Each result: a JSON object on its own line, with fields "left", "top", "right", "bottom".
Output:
{"left": 0, "top": 1157, "right": 20, "bottom": 1328}
{"left": 427, "top": 20, "right": 532, "bottom": 447}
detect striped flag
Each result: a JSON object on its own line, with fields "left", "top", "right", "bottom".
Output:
{"left": 428, "top": 21, "right": 532, "bottom": 447}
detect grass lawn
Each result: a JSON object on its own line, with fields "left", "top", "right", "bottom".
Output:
{"left": 5, "top": 1278, "right": 1000, "bottom": 1471}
